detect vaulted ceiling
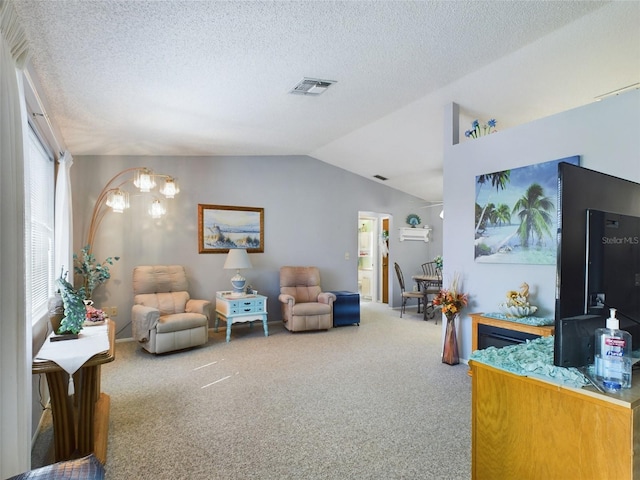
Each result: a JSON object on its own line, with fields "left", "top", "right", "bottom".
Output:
{"left": 13, "top": 1, "right": 640, "bottom": 201}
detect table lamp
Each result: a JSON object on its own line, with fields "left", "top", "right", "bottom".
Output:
{"left": 223, "top": 248, "right": 252, "bottom": 295}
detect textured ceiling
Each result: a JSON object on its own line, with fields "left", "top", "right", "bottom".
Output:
{"left": 12, "top": 0, "right": 640, "bottom": 201}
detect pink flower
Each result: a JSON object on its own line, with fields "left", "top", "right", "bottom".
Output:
{"left": 85, "top": 305, "right": 106, "bottom": 322}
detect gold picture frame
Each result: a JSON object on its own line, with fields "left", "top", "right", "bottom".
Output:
{"left": 198, "top": 204, "right": 264, "bottom": 253}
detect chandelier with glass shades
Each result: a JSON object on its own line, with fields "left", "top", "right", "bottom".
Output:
{"left": 87, "top": 167, "right": 180, "bottom": 249}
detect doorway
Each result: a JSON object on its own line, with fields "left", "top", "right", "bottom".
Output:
{"left": 357, "top": 212, "right": 390, "bottom": 303}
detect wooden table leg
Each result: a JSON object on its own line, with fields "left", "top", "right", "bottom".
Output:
{"left": 45, "top": 371, "right": 76, "bottom": 461}
{"left": 77, "top": 365, "right": 99, "bottom": 456}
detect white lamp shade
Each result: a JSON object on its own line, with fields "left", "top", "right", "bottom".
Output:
{"left": 134, "top": 167, "right": 156, "bottom": 192}
{"left": 149, "top": 198, "right": 166, "bottom": 219}
{"left": 106, "top": 189, "right": 130, "bottom": 213}
{"left": 160, "top": 177, "right": 179, "bottom": 198}
{"left": 223, "top": 248, "right": 252, "bottom": 270}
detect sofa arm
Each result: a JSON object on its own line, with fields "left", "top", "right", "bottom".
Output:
{"left": 131, "top": 304, "right": 160, "bottom": 343}
{"left": 318, "top": 292, "right": 336, "bottom": 305}
{"left": 186, "top": 299, "right": 212, "bottom": 322}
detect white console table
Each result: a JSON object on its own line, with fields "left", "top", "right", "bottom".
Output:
{"left": 215, "top": 291, "right": 268, "bottom": 342}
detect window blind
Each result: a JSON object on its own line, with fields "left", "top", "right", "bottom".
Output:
{"left": 25, "top": 125, "right": 54, "bottom": 324}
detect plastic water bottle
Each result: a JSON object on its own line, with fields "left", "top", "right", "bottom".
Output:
{"left": 595, "top": 308, "right": 632, "bottom": 392}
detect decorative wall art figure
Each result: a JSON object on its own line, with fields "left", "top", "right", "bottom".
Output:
{"left": 474, "top": 156, "right": 580, "bottom": 264}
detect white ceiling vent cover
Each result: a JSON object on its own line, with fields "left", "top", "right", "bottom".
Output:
{"left": 290, "top": 77, "right": 336, "bottom": 96}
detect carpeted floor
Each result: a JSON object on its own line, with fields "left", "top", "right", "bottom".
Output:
{"left": 32, "top": 302, "right": 471, "bottom": 479}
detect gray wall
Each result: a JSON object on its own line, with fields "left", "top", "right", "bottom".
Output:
{"left": 443, "top": 90, "right": 640, "bottom": 362}
{"left": 71, "top": 155, "right": 442, "bottom": 338}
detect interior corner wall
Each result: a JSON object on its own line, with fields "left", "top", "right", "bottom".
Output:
{"left": 443, "top": 90, "right": 640, "bottom": 362}
{"left": 71, "top": 155, "right": 440, "bottom": 338}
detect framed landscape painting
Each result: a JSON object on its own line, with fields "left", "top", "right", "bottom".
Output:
{"left": 198, "top": 204, "right": 264, "bottom": 253}
{"left": 474, "top": 155, "right": 580, "bottom": 265}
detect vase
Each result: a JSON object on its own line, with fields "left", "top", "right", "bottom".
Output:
{"left": 442, "top": 313, "right": 460, "bottom": 365}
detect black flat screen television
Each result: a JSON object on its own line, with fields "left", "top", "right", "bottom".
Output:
{"left": 554, "top": 163, "right": 640, "bottom": 367}
{"left": 586, "top": 209, "right": 640, "bottom": 320}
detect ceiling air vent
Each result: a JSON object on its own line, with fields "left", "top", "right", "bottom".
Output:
{"left": 373, "top": 174, "right": 388, "bottom": 181}
{"left": 289, "top": 77, "right": 336, "bottom": 96}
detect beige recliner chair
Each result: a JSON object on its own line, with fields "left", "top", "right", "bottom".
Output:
{"left": 278, "top": 266, "right": 335, "bottom": 332}
{"left": 132, "top": 265, "right": 211, "bottom": 354}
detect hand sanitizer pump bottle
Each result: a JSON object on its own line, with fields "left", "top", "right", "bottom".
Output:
{"left": 595, "top": 308, "right": 632, "bottom": 392}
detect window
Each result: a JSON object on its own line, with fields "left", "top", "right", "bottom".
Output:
{"left": 24, "top": 125, "right": 55, "bottom": 324}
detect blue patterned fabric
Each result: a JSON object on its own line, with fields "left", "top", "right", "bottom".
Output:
{"left": 7, "top": 455, "right": 104, "bottom": 480}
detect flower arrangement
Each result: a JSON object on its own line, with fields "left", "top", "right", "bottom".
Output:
{"left": 85, "top": 304, "right": 107, "bottom": 325}
{"left": 465, "top": 119, "right": 497, "bottom": 139}
{"left": 433, "top": 275, "right": 468, "bottom": 320}
{"left": 73, "top": 245, "right": 119, "bottom": 301}
{"left": 433, "top": 255, "right": 443, "bottom": 271}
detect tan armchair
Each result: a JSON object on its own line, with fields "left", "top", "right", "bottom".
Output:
{"left": 132, "top": 265, "right": 211, "bottom": 354}
{"left": 278, "top": 266, "right": 336, "bottom": 332}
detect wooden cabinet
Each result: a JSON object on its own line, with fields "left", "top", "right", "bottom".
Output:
{"left": 471, "top": 360, "right": 640, "bottom": 479}
{"left": 470, "top": 312, "right": 554, "bottom": 351}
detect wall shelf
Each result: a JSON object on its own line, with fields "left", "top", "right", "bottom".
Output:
{"left": 399, "top": 227, "right": 431, "bottom": 242}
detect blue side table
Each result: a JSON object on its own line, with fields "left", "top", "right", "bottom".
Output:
{"left": 329, "top": 291, "right": 360, "bottom": 327}
{"left": 215, "top": 292, "right": 268, "bottom": 342}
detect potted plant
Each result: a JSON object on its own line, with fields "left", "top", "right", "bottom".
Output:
{"left": 433, "top": 255, "right": 443, "bottom": 271}
{"left": 73, "top": 245, "right": 119, "bottom": 301}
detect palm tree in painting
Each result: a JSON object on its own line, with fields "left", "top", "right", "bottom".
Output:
{"left": 485, "top": 203, "right": 498, "bottom": 226}
{"left": 512, "top": 183, "right": 555, "bottom": 247}
{"left": 475, "top": 203, "right": 487, "bottom": 233}
{"left": 475, "top": 170, "right": 511, "bottom": 234}
{"left": 494, "top": 203, "right": 512, "bottom": 226}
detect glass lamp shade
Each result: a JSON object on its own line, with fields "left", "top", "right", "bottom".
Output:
{"left": 160, "top": 177, "right": 180, "bottom": 198}
{"left": 223, "top": 249, "right": 252, "bottom": 294}
{"left": 134, "top": 167, "right": 156, "bottom": 192}
{"left": 149, "top": 198, "right": 166, "bottom": 219}
{"left": 105, "top": 189, "right": 130, "bottom": 213}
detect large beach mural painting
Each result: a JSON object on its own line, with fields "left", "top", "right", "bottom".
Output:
{"left": 474, "top": 155, "right": 580, "bottom": 265}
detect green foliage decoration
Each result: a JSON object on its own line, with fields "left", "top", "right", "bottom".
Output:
{"left": 56, "top": 272, "right": 86, "bottom": 335}
{"left": 73, "top": 245, "right": 120, "bottom": 300}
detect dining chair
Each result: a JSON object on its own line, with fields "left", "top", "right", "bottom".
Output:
{"left": 394, "top": 262, "right": 423, "bottom": 317}
{"left": 420, "top": 261, "right": 443, "bottom": 321}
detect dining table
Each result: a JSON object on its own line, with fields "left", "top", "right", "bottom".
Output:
{"left": 411, "top": 274, "right": 442, "bottom": 320}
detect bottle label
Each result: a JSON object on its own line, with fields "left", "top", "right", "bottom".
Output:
{"left": 605, "top": 337, "right": 626, "bottom": 348}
